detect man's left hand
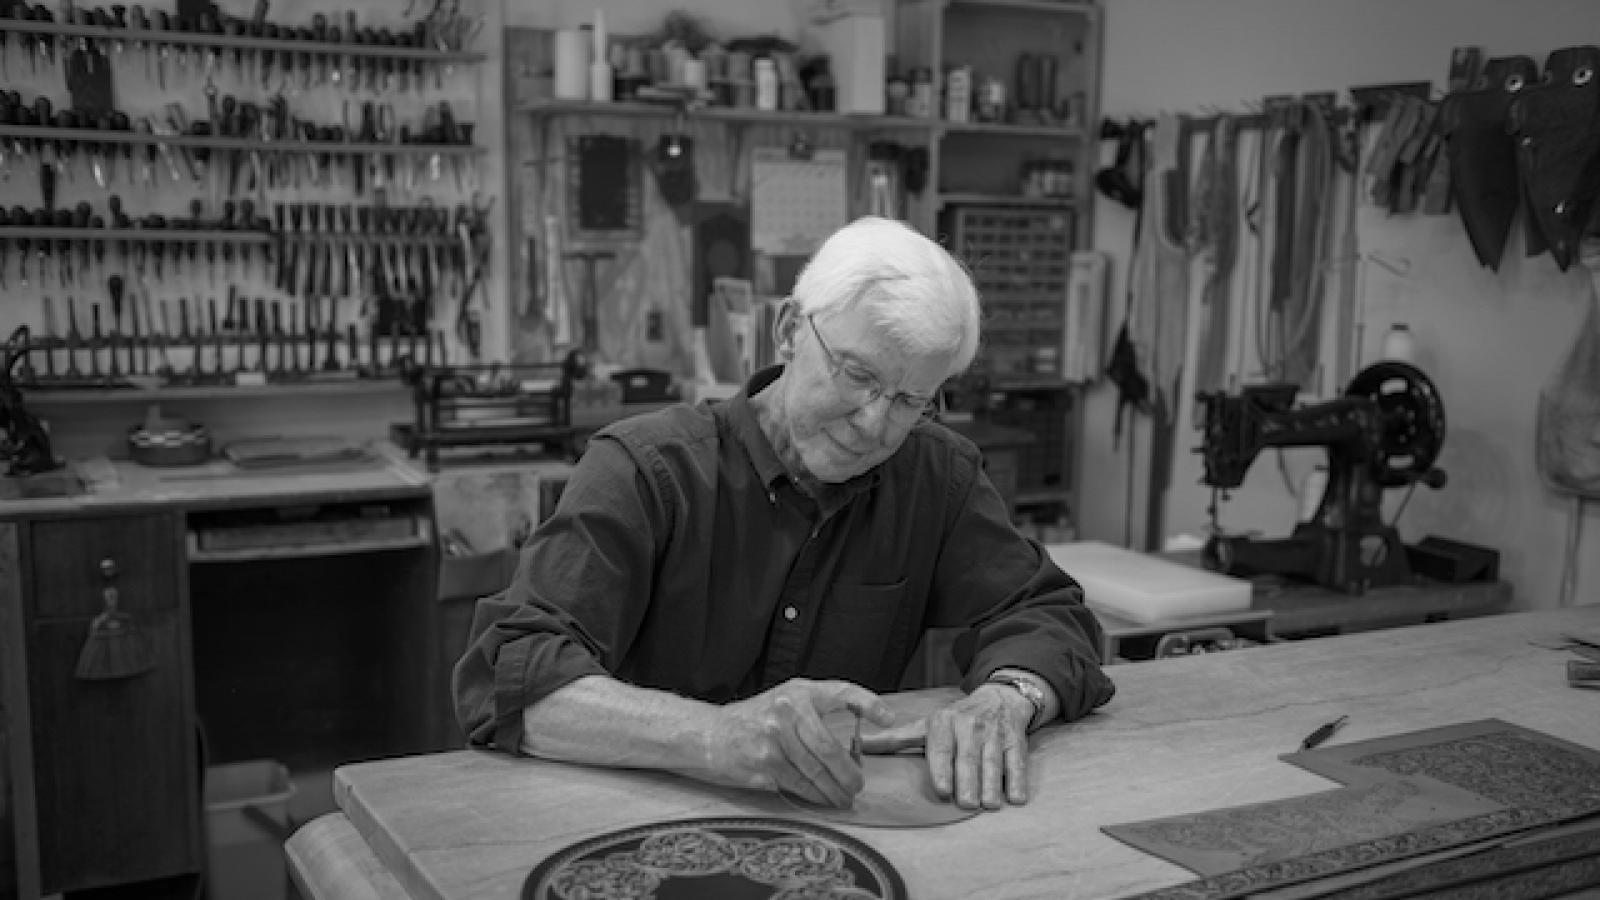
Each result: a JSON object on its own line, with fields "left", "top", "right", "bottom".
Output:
{"left": 868, "top": 685, "right": 1034, "bottom": 809}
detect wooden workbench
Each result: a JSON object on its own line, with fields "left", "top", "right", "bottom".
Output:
{"left": 286, "top": 604, "right": 1600, "bottom": 900}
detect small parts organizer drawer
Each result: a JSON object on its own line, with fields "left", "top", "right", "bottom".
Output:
{"left": 29, "top": 514, "right": 182, "bottom": 618}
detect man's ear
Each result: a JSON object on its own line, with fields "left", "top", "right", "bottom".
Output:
{"left": 773, "top": 299, "right": 801, "bottom": 362}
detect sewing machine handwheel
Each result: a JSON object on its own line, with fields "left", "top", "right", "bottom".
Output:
{"left": 1345, "top": 361, "right": 1446, "bottom": 487}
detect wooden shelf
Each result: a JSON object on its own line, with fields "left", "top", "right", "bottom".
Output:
{"left": 518, "top": 100, "right": 1083, "bottom": 140}
{"left": 941, "top": 120, "right": 1085, "bottom": 138}
{"left": 984, "top": 377, "right": 1079, "bottom": 391}
{"left": 0, "top": 226, "right": 270, "bottom": 242}
{"left": 937, "top": 192, "right": 1075, "bottom": 209}
{"left": 518, "top": 99, "right": 935, "bottom": 131}
{"left": 1, "top": 19, "right": 484, "bottom": 61}
{"left": 0, "top": 125, "right": 481, "bottom": 156}
{"left": 187, "top": 531, "right": 432, "bottom": 563}
{"left": 25, "top": 379, "right": 406, "bottom": 403}
{"left": 1014, "top": 487, "right": 1072, "bottom": 506}
{"left": 946, "top": 0, "right": 1095, "bottom": 15}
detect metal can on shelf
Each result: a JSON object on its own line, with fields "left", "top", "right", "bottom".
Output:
{"left": 908, "top": 67, "right": 936, "bottom": 118}
{"left": 944, "top": 64, "right": 972, "bottom": 123}
{"left": 976, "top": 75, "right": 1007, "bottom": 123}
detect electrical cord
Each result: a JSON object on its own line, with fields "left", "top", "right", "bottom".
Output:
{"left": 1388, "top": 481, "right": 1420, "bottom": 527}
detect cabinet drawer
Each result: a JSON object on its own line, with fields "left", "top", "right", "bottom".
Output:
{"left": 30, "top": 514, "right": 182, "bottom": 618}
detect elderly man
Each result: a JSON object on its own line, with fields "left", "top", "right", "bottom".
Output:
{"left": 455, "top": 215, "right": 1114, "bottom": 811}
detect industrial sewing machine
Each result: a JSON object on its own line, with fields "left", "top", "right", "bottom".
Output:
{"left": 1195, "top": 361, "right": 1448, "bottom": 594}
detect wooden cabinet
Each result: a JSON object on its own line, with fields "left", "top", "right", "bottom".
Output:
{"left": 3, "top": 513, "right": 200, "bottom": 896}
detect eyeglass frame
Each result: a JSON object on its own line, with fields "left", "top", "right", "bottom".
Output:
{"left": 804, "top": 314, "right": 946, "bottom": 422}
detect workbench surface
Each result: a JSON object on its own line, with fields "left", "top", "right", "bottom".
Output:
{"left": 287, "top": 604, "right": 1600, "bottom": 900}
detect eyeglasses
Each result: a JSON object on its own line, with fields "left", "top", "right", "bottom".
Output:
{"left": 806, "top": 315, "right": 944, "bottom": 422}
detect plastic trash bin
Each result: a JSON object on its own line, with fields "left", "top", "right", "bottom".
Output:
{"left": 204, "top": 760, "right": 296, "bottom": 900}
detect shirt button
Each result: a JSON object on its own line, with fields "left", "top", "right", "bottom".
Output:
{"left": 783, "top": 606, "right": 798, "bottom": 622}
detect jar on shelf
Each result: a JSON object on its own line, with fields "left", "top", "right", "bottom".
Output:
{"left": 754, "top": 58, "right": 779, "bottom": 111}
{"left": 908, "top": 68, "right": 935, "bottom": 118}
{"left": 976, "top": 75, "right": 1007, "bottom": 123}
{"left": 807, "top": 58, "right": 836, "bottom": 112}
{"left": 944, "top": 64, "right": 972, "bottom": 123}
{"left": 886, "top": 72, "right": 909, "bottom": 117}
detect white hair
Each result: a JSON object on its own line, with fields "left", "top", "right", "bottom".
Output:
{"left": 792, "top": 216, "right": 981, "bottom": 373}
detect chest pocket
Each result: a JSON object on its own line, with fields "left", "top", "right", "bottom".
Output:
{"left": 803, "top": 579, "right": 917, "bottom": 690}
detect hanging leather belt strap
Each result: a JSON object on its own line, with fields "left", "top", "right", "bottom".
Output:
{"left": 1440, "top": 56, "right": 1540, "bottom": 271}
{"left": 1190, "top": 115, "right": 1239, "bottom": 394}
{"left": 1510, "top": 45, "right": 1600, "bottom": 272}
{"left": 1266, "top": 100, "right": 1335, "bottom": 386}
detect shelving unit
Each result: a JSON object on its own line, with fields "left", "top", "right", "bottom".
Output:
{"left": 896, "top": 0, "right": 1099, "bottom": 525}
{"left": 895, "top": 0, "right": 1100, "bottom": 231}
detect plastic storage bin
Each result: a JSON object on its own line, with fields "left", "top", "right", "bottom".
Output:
{"left": 204, "top": 760, "right": 296, "bottom": 900}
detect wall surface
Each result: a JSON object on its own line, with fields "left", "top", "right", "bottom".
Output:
{"left": 1083, "top": 0, "right": 1600, "bottom": 610}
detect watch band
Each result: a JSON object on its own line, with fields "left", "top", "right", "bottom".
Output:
{"left": 985, "top": 672, "right": 1046, "bottom": 731}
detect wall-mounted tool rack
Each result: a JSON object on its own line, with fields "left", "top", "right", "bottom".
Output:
{"left": 0, "top": 18, "right": 486, "bottom": 63}
{"left": 0, "top": 124, "right": 483, "bottom": 157}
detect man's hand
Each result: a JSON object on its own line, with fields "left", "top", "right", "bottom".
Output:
{"left": 867, "top": 685, "right": 1034, "bottom": 809}
{"left": 700, "top": 679, "right": 894, "bottom": 808}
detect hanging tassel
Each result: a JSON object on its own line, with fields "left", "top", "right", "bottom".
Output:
{"left": 75, "top": 583, "right": 156, "bottom": 681}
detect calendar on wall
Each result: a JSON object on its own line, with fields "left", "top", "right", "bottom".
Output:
{"left": 751, "top": 147, "right": 849, "bottom": 256}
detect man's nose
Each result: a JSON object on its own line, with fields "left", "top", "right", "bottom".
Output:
{"left": 847, "top": 392, "right": 897, "bottom": 442}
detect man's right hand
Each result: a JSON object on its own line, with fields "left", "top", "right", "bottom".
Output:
{"left": 699, "top": 678, "right": 894, "bottom": 808}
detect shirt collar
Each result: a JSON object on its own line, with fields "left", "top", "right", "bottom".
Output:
{"left": 727, "top": 366, "right": 792, "bottom": 489}
{"left": 726, "top": 365, "right": 883, "bottom": 501}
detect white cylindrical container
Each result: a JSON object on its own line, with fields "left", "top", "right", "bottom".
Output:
{"left": 590, "top": 61, "right": 614, "bottom": 102}
{"left": 681, "top": 58, "right": 707, "bottom": 91}
{"left": 1381, "top": 322, "right": 1416, "bottom": 364}
{"left": 755, "top": 58, "right": 779, "bottom": 111}
{"left": 553, "top": 29, "right": 591, "bottom": 100}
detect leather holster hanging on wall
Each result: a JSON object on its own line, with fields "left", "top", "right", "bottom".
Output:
{"left": 1509, "top": 45, "right": 1600, "bottom": 272}
{"left": 1439, "top": 56, "right": 1540, "bottom": 271}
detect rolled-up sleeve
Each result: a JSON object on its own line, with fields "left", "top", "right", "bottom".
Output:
{"left": 451, "top": 435, "right": 666, "bottom": 753}
{"left": 931, "top": 449, "right": 1116, "bottom": 723}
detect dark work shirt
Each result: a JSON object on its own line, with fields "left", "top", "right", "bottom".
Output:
{"left": 454, "top": 367, "right": 1115, "bottom": 753}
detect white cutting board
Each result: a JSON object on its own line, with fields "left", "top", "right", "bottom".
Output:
{"left": 1045, "top": 541, "right": 1252, "bottom": 624}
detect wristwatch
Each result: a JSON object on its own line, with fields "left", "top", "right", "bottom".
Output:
{"left": 985, "top": 672, "right": 1047, "bottom": 731}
